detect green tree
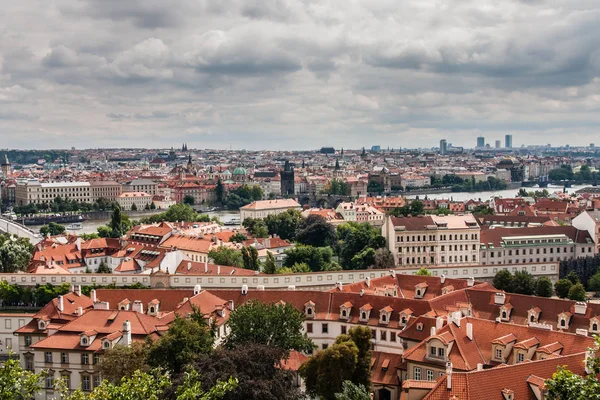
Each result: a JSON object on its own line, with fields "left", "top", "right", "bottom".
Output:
{"left": 493, "top": 269, "right": 513, "bottom": 292}
{"left": 373, "top": 248, "right": 395, "bottom": 269}
{"left": 183, "top": 195, "right": 195, "bottom": 205}
{"left": 0, "top": 235, "right": 33, "bottom": 273}
{"left": 472, "top": 204, "right": 494, "bottom": 215}
{"left": 225, "top": 300, "right": 314, "bottom": 355}
{"left": 345, "top": 326, "right": 372, "bottom": 389}
{"left": 263, "top": 251, "right": 277, "bottom": 274}
{"left": 283, "top": 246, "right": 334, "bottom": 272}
{"left": 416, "top": 268, "right": 432, "bottom": 276}
{"left": 147, "top": 313, "right": 214, "bottom": 373}
{"left": 105, "top": 204, "right": 132, "bottom": 238}
{"left": 96, "top": 261, "right": 112, "bottom": 274}
{"left": 335, "top": 381, "right": 371, "bottom": 400}
{"left": 175, "top": 369, "right": 238, "bottom": 400}
{"left": 98, "top": 341, "right": 150, "bottom": 384}
{"left": 163, "top": 203, "right": 199, "bottom": 222}
{"left": 131, "top": 202, "right": 138, "bottom": 211}
{"left": 588, "top": 271, "right": 600, "bottom": 293}
{"left": 555, "top": 279, "right": 574, "bottom": 299}
{"left": 208, "top": 247, "right": 243, "bottom": 267}
{"left": 535, "top": 277, "right": 554, "bottom": 298}
{"left": 228, "top": 233, "right": 247, "bottom": 243}
{"left": 296, "top": 214, "right": 337, "bottom": 247}
{"left": 568, "top": 283, "right": 587, "bottom": 301}
{"left": 264, "top": 209, "right": 302, "bottom": 240}
{"left": 511, "top": 270, "right": 536, "bottom": 295}
{"left": 240, "top": 246, "right": 259, "bottom": 270}
{"left": 40, "top": 222, "right": 66, "bottom": 236}
{"left": 337, "top": 222, "right": 386, "bottom": 269}
{"left": 545, "top": 336, "right": 600, "bottom": 399}
{"left": 0, "top": 351, "right": 44, "bottom": 400}
{"left": 215, "top": 179, "right": 225, "bottom": 204}
{"left": 566, "top": 271, "right": 581, "bottom": 285}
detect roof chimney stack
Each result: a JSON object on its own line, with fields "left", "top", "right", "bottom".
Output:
{"left": 477, "top": 363, "right": 483, "bottom": 371}
{"left": 440, "top": 274, "right": 446, "bottom": 284}
{"left": 466, "top": 322, "right": 473, "bottom": 340}
{"left": 57, "top": 295, "right": 64, "bottom": 312}
{"left": 228, "top": 300, "right": 234, "bottom": 311}
{"left": 204, "top": 261, "right": 208, "bottom": 273}
{"left": 217, "top": 265, "right": 221, "bottom": 275}
{"left": 436, "top": 316, "right": 444, "bottom": 331}
{"left": 187, "top": 262, "right": 192, "bottom": 271}
{"left": 241, "top": 285, "right": 248, "bottom": 295}
{"left": 76, "top": 306, "right": 83, "bottom": 316}
{"left": 430, "top": 326, "right": 437, "bottom": 336}
{"left": 574, "top": 301, "right": 587, "bottom": 315}
{"left": 365, "top": 277, "right": 371, "bottom": 287}
{"left": 494, "top": 292, "right": 506, "bottom": 305}
{"left": 90, "top": 289, "right": 97, "bottom": 303}
{"left": 389, "top": 269, "right": 396, "bottom": 278}
{"left": 467, "top": 277, "right": 475, "bottom": 287}
{"left": 194, "top": 285, "right": 201, "bottom": 295}
{"left": 132, "top": 300, "right": 144, "bottom": 314}
{"left": 446, "top": 361, "right": 453, "bottom": 390}
{"left": 122, "top": 320, "right": 131, "bottom": 347}
{"left": 75, "top": 285, "right": 81, "bottom": 297}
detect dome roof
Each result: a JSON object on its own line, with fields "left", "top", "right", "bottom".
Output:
{"left": 232, "top": 167, "right": 247, "bottom": 175}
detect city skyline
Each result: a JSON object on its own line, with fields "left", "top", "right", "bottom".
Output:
{"left": 1, "top": 1, "right": 599, "bottom": 150}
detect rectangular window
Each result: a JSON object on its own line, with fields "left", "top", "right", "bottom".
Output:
{"left": 81, "top": 353, "right": 89, "bottom": 365}
{"left": 46, "top": 374, "right": 54, "bottom": 389}
{"left": 93, "top": 374, "right": 101, "bottom": 388}
{"left": 518, "top": 353, "right": 524, "bottom": 362}
{"left": 322, "top": 323, "right": 328, "bottom": 334}
{"left": 341, "top": 325, "right": 347, "bottom": 335}
{"left": 45, "top": 352, "right": 52, "bottom": 363}
{"left": 414, "top": 367, "right": 421, "bottom": 380}
{"left": 426, "top": 370, "right": 434, "bottom": 381}
{"left": 438, "top": 347, "right": 445, "bottom": 357}
{"left": 25, "top": 336, "right": 32, "bottom": 347}
{"left": 5, "top": 319, "right": 11, "bottom": 329}
{"left": 430, "top": 346, "right": 437, "bottom": 356}
{"left": 25, "top": 355, "right": 34, "bottom": 371}
{"left": 371, "top": 329, "right": 376, "bottom": 339}
{"left": 322, "top": 343, "right": 328, "bottom": 350}
{"left": 82, "top": 375, "right": 91, "bottom": 391}
{"left": 61, "top": 352, "right": 68, "bottom": 364}
{"left": 390, "top": 332, "right": 396, "bottom": 342}
{"left": 495, "top": 348, "right": 503, "bottom": 359}
{"left": 93, "top": 354, "right": 100, "bottom": 365}
{"left": 62, "top": 374, "right": 70, "bottom": 390}
{"left": 380, "top": 330, "right": 387, "bottom": 341}
{"left": 306, "top": 323, "right": 313, "bottom": 333}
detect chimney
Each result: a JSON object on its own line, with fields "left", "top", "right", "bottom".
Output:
{"left": 94, "top": 301, "right": 109, "bottom": 310}
{"left": 187, "top": 262, "right": 192, "bottom": 271}
{"left": 466, "top": 277, "right": 475, "bottom": 287}
{"left": 477, "top": 363, "right": 483, "bottom": 371}
{"left": 494, "top": 292, "right": 506, "bottom": 305}
{"left": 132, "top": 300, "right": 144, "bottom": 314}
{"left": 446, "top": 361, "right": 453, "bottom": 390}
{"left": 440, "top": 274, "right": 446, "bottom": 284}
{"left": 336, "top": 281, "right": 343, "bottom": 291}
{"left": 436, "top": 316, "right": 444, "bottom": 331}
{"left": 122, "top": 320, "right": 132, "bottom": 347}
{"left": 204, "top": 261, "right": 208, "bottom": 273}
{"left": 574, "top": 301, "right": 587, "bottom": 315}
{"left": 466, "top": 322, "right": 473, "bottom": 340}
{"left": 76, "top": 306, "right": 83, "bottom": 316}
{"left": 576, "top": 328, "right": 588, "bottom": 336}
{"left": 389, "top": 269, "right": 396, "bottom": 278}
{"left": 57, "top": 295, "right": 64, "bottom": 312}
{"left": 90, "top": 289, "right": 97, "bottom": 303}
{"left": 360, "top": 289, "right": 365, "bottom": 297}
{"left": 75, "top": 237, "right": 81, "bottom": 251}
{"left": 217, "top": 265, "right": 221, "bottom": 275}
{"left": 430, "top": 326, "right": 437, "bottom": 336}
{"left": 70, "top": 284, "right": 75, "bottom": 293}
{"left": 75, "top": 285, "right": 81, "bottom": 297}
{"left": 194, "top": 284, "right": 201, "bottom": 295}
{"left": 228, "top": 300, "right": 234, "bottom": 310}
{"left": 365, "top": 277, "right": 371, "bottom": 287}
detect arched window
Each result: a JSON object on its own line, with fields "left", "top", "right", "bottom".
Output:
{"left": 307, "top": 308, "right": 313, "bottom": 315}
{"left": 361, "top": 312, "right": 366, "bottom": 320}
{"left": 342, "top": 310, "right": 347, "bottom": 317}
{"left": 150, "top": 307, "right": 155, "bottom": 314}
{"left": 530, "top": 315, "right": 534, "bottom": 322}
{"left": 382, "top": 314, "right": 387, "bottom": 322}
{"left": 401, "top": 316, "right": 407, "bottom": 324}
{"left": 502, "top": 311, "right": 507, "bottom": 319}
{"left": 560, "top": 319, "right": 566, "bottom": 327}
{"left": 593, "top": 323, "right": 598, "bottom": 331}
{"left": 82, "top": 338, "right": 88, "bottom": 345}
{"left": 120, "top": 306, "right": 125, "bottom": 310}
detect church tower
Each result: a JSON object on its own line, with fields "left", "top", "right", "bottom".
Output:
{"left": 280, "top": 160, "right": 295, "bottom": 197}
{"left": 1, "top": 155, "right": 10, "bottom": 178}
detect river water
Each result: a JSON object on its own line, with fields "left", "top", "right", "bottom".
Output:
{"left": 405, "top": 184, "right": 590, "bottom": 202}
{"left": 30, "top": 210, "right": 241, "bottom": 235}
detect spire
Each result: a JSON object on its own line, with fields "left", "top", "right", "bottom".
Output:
{"left": 2, "top": 154, "right": 8, "bottom": 166}
{"left": 188, "top": 153, "right": 192, "bottom": 165}
{"left": 335, "top": 158, "right": 340, "bottom": 170}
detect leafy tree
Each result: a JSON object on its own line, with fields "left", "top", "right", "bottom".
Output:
{"left": 171, "top": 344, "right": 299, "bottom": 400}
{"left": 472, "top": 204, "right": 494, "bottom": 215}
{"left": 350, "top": 247, "right": 376, "bottom": 269}
{"left": 555, "top": 279, "right": 574, "bottom": 299}
{"left": 242, "top": 218, "right": 269, "bottom": 238}
{"left": 367, "top": 180, "right": 383, "bottom": 194}
{"left": 263, "top": 251, "right": 277, "bottom": 274}
{"left": 337, "top": 222, "right": 386, "bottom": 269}
{"left": 416, "top": 268, "right": 432, "bottom": 276}
{"left": 535, "top": 277, "right": 554, "bottom": 298}
{"left": 174, "top": 369, "right": 238, "bottom": 400}
{"left": 79, "top": 232, "right": 100, "bottom": 240}
{"left": 0, "top": 351, "right": 44, "bottom": 400}
{"left": 215, "top": 179, "right": 225, "bottom": 204}
{"left": 565, "top": 271, "right": 581, "bottom": 285}
{"left": 228, "top": 233, "right": 247, "bottom": 243}
{"left": 289, "top": 262, "right": 311, "bottom": 273}
{"left": 96, "top": 261, "right": 112, "bottom": 274}
{"left": 345, "top": 326, "right": 372, "bottom": 389}
{"left": 493, "top": 270, "right": 513, "bottom": 292}
{"left": 511, "top": 270, "right": 536, "bottom": 295}
{"left": 545, "top": 336, "right": 600, "bottom": 399}
{"left": 97, "top": 225, "right": 113, "bottom": 238}
{"left": 373, "top": 248, "right": 395, "bottom": 269}
{"left": 162, "top": 203, "right": 198, "bottom": 222}
{"left": 103, "top": 204, "right": 132, "bottom": 238}
{"left": 335, "top": 381, "right": 371, "bottom": 400}
{"left": 0, "top": 234, "right": 34, "bottom": 273}
{"left": 208, "top": 247, "right": 243, "bottom": 267}
{"left": 241, "top": 246, "right": 260, "bottom": 270}
{"left": 588, "top": 271, "right": 600, "bottom": 293}
{"left": 225, "top": 300, "right": 314, "bottom": 354}
{"left": 296, "top": 214, "right": 337, "bottom": 247}
{"left": 568, "top": 283, "right": 587, "bottom": 301}
{"left": 98, "top": 342, "right": 150, "bottom": 384}
{"left": 283, "top": 246, "right": 334, "bottom": 272}
{"left": 264, "top": 209, "right": 302, "bottom": 240}
{"left": 147, "top": 313, "right": 214, "bottom": 373}
{"left": 183, "top": 195, "right": 195, "bottom": 205}
{"left": 40, "top": 222, "right": 66, "bottom": 237}
{"left": 131, "top": 202, "right": 138, "bottom": 211}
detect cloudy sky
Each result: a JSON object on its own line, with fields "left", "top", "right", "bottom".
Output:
{"left": 1, "top": 0, "right": 599, "bottom": 150}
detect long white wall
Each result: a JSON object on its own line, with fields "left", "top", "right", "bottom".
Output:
{"left": 0, "top": 262, "right": 560, "bottom": 289}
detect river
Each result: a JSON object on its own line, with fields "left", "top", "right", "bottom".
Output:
{"left": 29, "top": 210, "right": 241, "bottom": 235}
{"left": 405, "top": 184, "right": 591, "bottom": 202}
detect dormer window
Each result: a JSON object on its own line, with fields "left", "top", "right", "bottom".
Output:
{"left": 304, "top": 301, "right": 315, "bottom": 319}
{"left": 414, "top": 283, "right": 428, "bottom": 299}
{"left": 590, "top": 318, "right": 599, "bottom": 333}
{"left": 361, "top": 311, "right": 367, "bottom": 320}
{"left": 81, "top": 337, "right": 88, "bottom": 346}
{"left": 382, "top": 314, "right": 387, "bottom": 322}
{"left": 342, "top": 310, "right": 347, "bottom": 318}
{"left": 558, "top": 313, "right": 571, "bottom": 329}
{"left": 527, "top": 307, "right": 541, "bottom": 324}
{"left": 103, "top": 341, "right": 110, "bottom": 349}
{"left": 359, "top": 304, "right": 372, "bottom": 322}
{"left": 499, "top": 304, "right": 513, "bottom": 322}
{"left": 495, "top": 348, "right": 503, "bottom": 359}
{"left": 379, "top": 306, "right": 393, "bottom": 325}
{"left": 416, "top": 323, "right": 423, "bottom": 331}
{"left": 38, "top": 320, "right": 47, "bottom": 330}
{"left": 148, "top": 299, "right": 160, "bottom": 316}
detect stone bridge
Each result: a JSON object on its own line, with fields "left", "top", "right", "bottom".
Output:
{"left": 0, "top": 216, "right": 42, "bottom": 243}
{"left": 298, "top": 194, "right": 355, "bottom": 209}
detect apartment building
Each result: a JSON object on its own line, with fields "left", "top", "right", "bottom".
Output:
{"left": 240, "top": 199, "right": 301, "bottom": 222}
{"left": 89, "top": 181, "right": 122, "bottom": 201}
{"left": 336, "top": 202, "right": 385, "bottom": 227}
{"left": 382, "top": 214, "right": 480, "bottom": 267}
{"left": 116, "top": 192, "right": 153, "bottom": 211}
{"left": 122, "top": 179, "right": 158, "bottom": 196}
{"left": 0, "top": 313, "right": 33, "bottom": 357}
{"left": 479, "top": 226, "right": 594, "bottom": 266}
{"left": 15, "top": 180, "right": 91, "bottom": 205}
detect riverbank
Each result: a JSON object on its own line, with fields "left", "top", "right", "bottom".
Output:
{"left": 405, "top": 184, "right": 590, "bottom": 201}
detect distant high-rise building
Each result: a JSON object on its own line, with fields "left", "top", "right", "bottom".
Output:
{"left": 439, "top": 139, "right": 448, "bottom": 155}
{"left": 505, "top": 134, "right": 513, "bottom": 148}
{"left": 476, "top": 136, "right": 485, "bottom": 148}
{"left": 495, "top": 140, "right": 501, "bottom": 149}
{"left": 590, "top": 143, "right": 595, "bottom": 149}
{"left": 371, "top": 145, "right": 381, "bottom": 152}
{"left": 319, "top": 147, "right": 335, "bottom": 154}
{"left": 280, "top": 160, "right": 295, "bottom": 197}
